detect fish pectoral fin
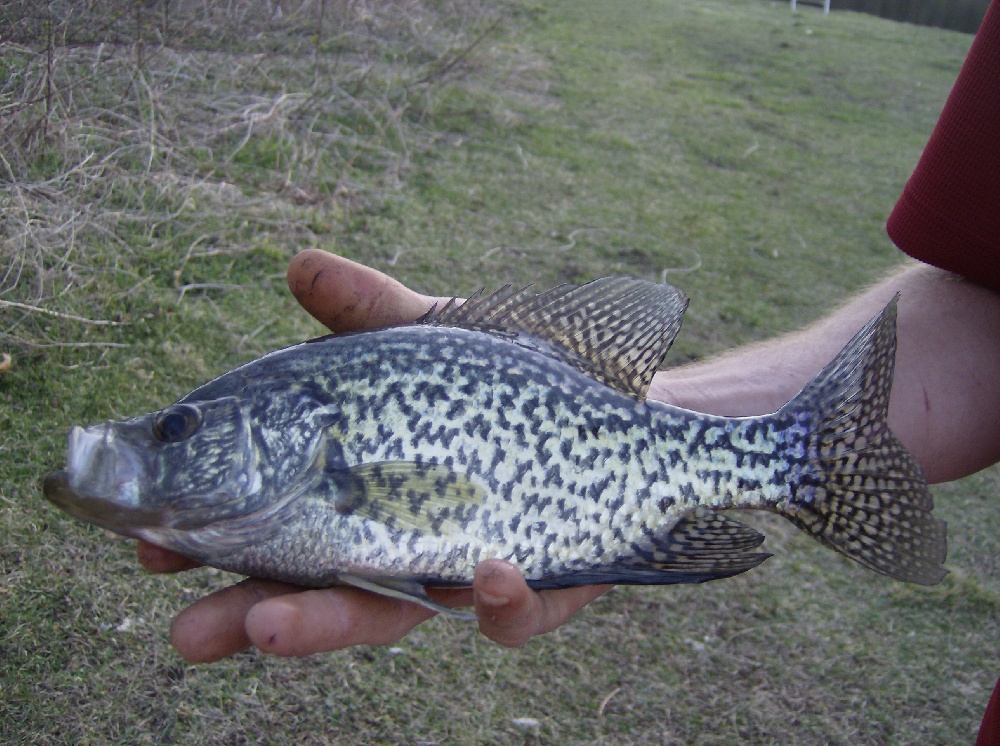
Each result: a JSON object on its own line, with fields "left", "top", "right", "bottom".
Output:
{"left": 337, "top": 573, "right": 476, "bottom": 620}
{"left": 423, "top": 277, "right": 689, "bottom": 402}
{"left": 529, "top": 508, "right": 771, "bottom": 589}
{"left": 322, "top": 461, "right": 486, "bottom": 537}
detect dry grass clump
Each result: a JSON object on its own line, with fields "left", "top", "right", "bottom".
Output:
{"left": 0, "top": 0, "right": 504, "bottom": 349}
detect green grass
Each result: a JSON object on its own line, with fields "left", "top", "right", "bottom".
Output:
{"left": 2, "top": 0, "right": 996, "bottom": 744}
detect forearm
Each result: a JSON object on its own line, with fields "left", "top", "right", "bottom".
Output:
{"left": 650, "top": 262, "right": 1000, "bottom": 483}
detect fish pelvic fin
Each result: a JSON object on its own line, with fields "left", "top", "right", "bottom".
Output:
{"left": 775, "top": 296, "right": 947, "bottom": 586}
{"left": 337, "top": 573, "right": 476, "bottom": 620}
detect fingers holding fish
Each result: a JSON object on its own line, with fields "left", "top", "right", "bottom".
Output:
{"left": 472, "top": 559, "right": 612, "bottom": 648}
{"left": 286, "top": 249, "right": 441, "bottom": 332}
{"left": 136, "top": 540, "right": 202, "bottom": 574}
{"left": 244, "top": 586, "right": 441, "bottom": 657}
{"left": 163, "top": 557, "right": 608, "bottom": 658}
{"left": 170, "top": 578, "right": 300, "bottom": 663}
{"left": 167, "top": 579, "right": 453, "bottom": 660}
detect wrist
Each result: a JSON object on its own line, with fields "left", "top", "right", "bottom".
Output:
{"left": 648, "top": 364, "right": 810, "bottom": 417}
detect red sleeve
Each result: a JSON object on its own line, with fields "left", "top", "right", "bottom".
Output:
{"left": 887, "top": 0, "right": 1000, "bottom": 293}
{"left": 977, "top": 676, "right": 1000, "bottom": 746}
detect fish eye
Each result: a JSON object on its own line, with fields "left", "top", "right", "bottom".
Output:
{"left": 152, "top": 404, "right": 202, "bottom": 443}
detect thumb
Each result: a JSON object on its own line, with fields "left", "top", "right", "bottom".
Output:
{"left": 473, "top": 560, "right": 614, "bottom": 647}
{"left": 286, "top": 249, "right": 438, "bottom": 332}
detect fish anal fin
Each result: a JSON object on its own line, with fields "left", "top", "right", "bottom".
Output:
{"left": 425, "top": 277, "right": 689, "bottom": 402}
{"left": 529, "top": 508, "right": 770, "bottom": 589}
{"left": 631, "top": 507, "right": 770, "bottom": 579}
{"left": 655, "top": 506, "right": 767, "bottom": 553}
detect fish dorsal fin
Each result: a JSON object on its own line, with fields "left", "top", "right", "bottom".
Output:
{"left": 425, "top": 277, "right": 689, "bottom": 402}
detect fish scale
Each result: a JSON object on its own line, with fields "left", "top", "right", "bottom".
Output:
{"left": 43, "top": 276, "right": 948, "bottom": 620}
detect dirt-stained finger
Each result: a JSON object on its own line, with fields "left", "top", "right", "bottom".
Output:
{"left": 286, "top": 249, "right": 439, "bottom": 333}
{"left": 170, "top": 579, "right": 300, "bottom": 663}
{"left": 473, "top": 559, "right": 611, "bottom": 647}
{"left": 244, "top": 587, "right": 438, "bottom": 657}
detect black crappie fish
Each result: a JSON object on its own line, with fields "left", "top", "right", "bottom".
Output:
{"left": 43, "top": 277, "right": 947, "bottom": 617}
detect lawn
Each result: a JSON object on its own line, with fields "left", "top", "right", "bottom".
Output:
{"left": 1, "top": 0, "right": 995, "bottom": 743}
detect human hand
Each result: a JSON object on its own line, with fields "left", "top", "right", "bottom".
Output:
{"left": 139, "top": 249, "right": 610, "bottom": 661}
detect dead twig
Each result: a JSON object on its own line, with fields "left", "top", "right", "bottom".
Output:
{"left": 0, "top": 299, "right": 128, "bottom": 326}
{"left": 414, "top": 17, "right": 503, "bottom": 86}
{"left": 598, "top": 686, "right": 622, "bottom": 717}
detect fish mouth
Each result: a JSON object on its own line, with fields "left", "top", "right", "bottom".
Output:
{"left": 44, "top": 422, "right": 272, "bottom": 540}
{"left": 42, "top": 470, "right": 169, "bottom": 535}
{"left": 42, "top": 424, "right": 166, "bottom": 535}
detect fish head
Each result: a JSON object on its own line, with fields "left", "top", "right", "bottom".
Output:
{"left": 43, "top": 396, "right": 275, "bottom": 552}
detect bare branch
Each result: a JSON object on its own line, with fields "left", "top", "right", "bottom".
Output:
{"left": 0, "top": 299, "right": 129, "bottom": 326}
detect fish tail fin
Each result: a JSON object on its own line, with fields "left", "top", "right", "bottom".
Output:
{"left": 774, "top": 296, "right": 947, "bottom": 585}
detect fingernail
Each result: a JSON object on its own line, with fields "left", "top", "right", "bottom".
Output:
{"left": 477, "top": 589, "right": 510, "bottom": 608}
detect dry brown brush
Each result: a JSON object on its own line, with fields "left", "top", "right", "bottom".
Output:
{"left": 0, "top": 0, "right": 505, "bottom": 349}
